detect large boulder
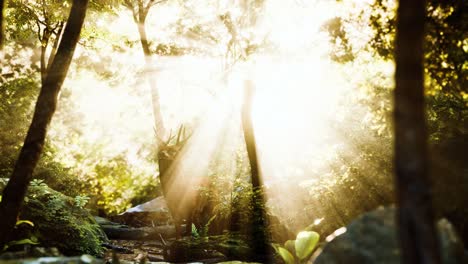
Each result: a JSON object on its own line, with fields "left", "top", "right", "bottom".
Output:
{"left": 314, "top": 207, "right": 467, "bottom": 264}
{"left": 111, "top": 196, "right": 172, "bottom": 227}
{"left": 0, "top": 178, "right": 108, "bottom": 256}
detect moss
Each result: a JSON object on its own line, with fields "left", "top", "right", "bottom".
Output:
{"left": 0, "top": 178, "right": 108, "bottom": 256}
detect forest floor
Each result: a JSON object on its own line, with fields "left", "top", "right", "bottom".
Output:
{"left": 103, "top": 239, "right": 167, "bottom": 263}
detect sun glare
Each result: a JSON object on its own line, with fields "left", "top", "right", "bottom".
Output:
{"left": 52, "top": 0, "right": 371, "bottom": 226}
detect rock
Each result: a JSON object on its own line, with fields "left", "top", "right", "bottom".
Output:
{"left": 313, "top": 207, "right": 467, "bottom": 264}
{"left": 111, "top": 196, "right": 172, "bottom": 227}
{"left": 0, "top": 178, "right": 108, "bottom": 256}
{"left": 0, "top": 255, "right": 103, "bottom": 264}
{"left": 94, "top": 216, "right": 176, "bottom": 240}
{"left": 0, "top": 247, "right": 61, "bottom": 260}
{"left": 101, "top": 225, "right": 176, "bottom": 240}
{"left": 125, "top": 196, "right": 168, "bottom": 213}
{"left": 162, "top": 234, "right": 256, "bottom": 263}
{"left": 164, "top": 238, "right": 227, "bottom": 263}
{"left": 94, "top": 216, "right": 123, "bottom": 227}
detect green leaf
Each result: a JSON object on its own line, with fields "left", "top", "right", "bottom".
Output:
{"left": 277, "top": 246, "right": 295, "bottom": 264}
{"left": 191, "top": 223, "right": 199, "bottom": 238}
{"left": 284, "top": 239, "right": 296, "bottom": 257}
{"left": 7, "top": 238, "right": 40, "bottom": 247}
{"left": 295, "top": 231, "right": 320, "bottom": 261}
{"left": 15, "top": 220, "right": 34, "bottom": 227}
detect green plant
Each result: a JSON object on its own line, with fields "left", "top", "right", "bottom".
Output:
{"left": 74, "top": 195, "right": 90, "bottom": 208}
{"left": 30, "top": 179, "right": 47, "bottom": 187}
{"left": 2, "top": 219, "right": 39, "bottom": 251}
{"left": 191, "top": 214, "right": 217, "bottom": 239}
{"left": 273, "top": 231, "right": 320, "bottom": 264}
{"left": 191, "top": 223, "right": 200, "bottom": 238}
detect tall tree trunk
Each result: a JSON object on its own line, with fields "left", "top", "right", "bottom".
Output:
{"left": 130, "top": 2, "right": 191, "bottom": 236}
{"left": 0, "top": 0, "right": 89, "bottom": 248}
{"left": 241, "top": 80, "right": 272, "bottom": 263}
{"left": 0, "top": 0, "right": 5, "bottom": 49}
{"left": 394, "top": 1, "right": 441, "bottom": 263}
{"left": 130, "top": 5, "right": 166, "bottom": 144}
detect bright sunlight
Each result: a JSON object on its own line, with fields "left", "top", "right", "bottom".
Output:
{"left": 2, "top": 0, "right": 465, "bottom": 262}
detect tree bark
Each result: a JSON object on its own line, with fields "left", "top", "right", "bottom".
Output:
{"left": 0, "top": 0, "right": 5, "bottom": 49}
{"left": 0, "top": 0, "right": 89, "bottom": 248}
{"left": 241, "top": 80, "right": 272, "bottom": 263}
{"left": 394, "top": 1, "right": 441, "bottom": 263}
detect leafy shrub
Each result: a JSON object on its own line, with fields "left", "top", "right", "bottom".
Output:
{"left": 272, "top": 231, "right": 320, "bottom": 264}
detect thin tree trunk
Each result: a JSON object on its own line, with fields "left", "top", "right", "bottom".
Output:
{"left": 241, "top": 80, "right": 272, "bottom": 263}
{"left": 0, "top": 0, "right": 5, "bottom": 49}
{"left": 129, "top": 1, "right": 181, "bottom": 235}
{"left": 0, "top": 0, "right": 89, "bottom": 248}
{"left": 394, "top": 0, "right": 441, "bottom": 263}
{"left": 131, "top": 6, "right": 165, "bottom": 144}
{"left": 137, "top": 20, "right": 151, "bottom": 57}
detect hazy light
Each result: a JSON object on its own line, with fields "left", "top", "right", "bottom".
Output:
{"left": 39, "top": 0, "right": 386, "bottom": 223}
{"left": 326, "top": 227, "right": 347, "bottom": 242}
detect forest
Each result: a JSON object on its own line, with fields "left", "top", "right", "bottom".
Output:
{"left": 0, "top": 0, "right": 466, "bottom": 263}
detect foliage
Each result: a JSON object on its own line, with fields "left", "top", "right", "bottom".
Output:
{"left": 0, "top": 51, "right": 39, "bottom": 176}
{"left": 0, "top": 12, "right": 159, "bottom": 214}
{"left": 367, "top": 0, "right": 467, "bottom": 95}
{"left": 88, "top": 154, "right": 158, "bottom": 214}
{"left": 0, "top": 214, "right": 39, "bottom": 252}
{"left": 74, "top": 195, "right": 90, "bottom": 209}
{"left": 0, "top": 0, "right": 466, "bottom": 250}
{"left": 0, "top": 178, "right": 108, "bottom": 256}
{"left": 272, "top": 231, "right": 320, "bottom": 264}
{"left": 194, "top": 144, "right": 254, "bottom": 236}
{"left": 320, "top": 17, "right": 354, "bottom": 63}
{"left": 30, "top": 179, "right": 47, "bottom": 187}
{"left": 191, "top": 215, "right": 217, "bottom": 239}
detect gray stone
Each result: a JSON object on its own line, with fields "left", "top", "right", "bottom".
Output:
{"left": 111, "top": 196, "right": 172, "bottom": 227}
{"left": 313, "top": 207, "right": 467, "bottom": 264}
{"left": 0, "top": 255, "right": 103, "bottom": 264}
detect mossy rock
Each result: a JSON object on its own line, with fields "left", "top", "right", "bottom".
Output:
{"left": 0, "top": 178, "right": 108, "bottom": 256}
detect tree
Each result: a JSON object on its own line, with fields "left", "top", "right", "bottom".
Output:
{"left": 121, "top": 0, "right": 195, "bottom": 236}
{"left": 0, "top": 0, "right": 4, "bottom": 49}
{"left": 394, "top": 0, "right": 441, "bottom": 263}
{"left": 6, "top": 0, "right": 70, "bottom": 85}
{"left": 0, "top": 0, "right": 89, "bottom": 248}
{"left": 241, "top": 80, "right": 272, "bottom": 263}
{"left": 123, "top": 0, "right": 166, "bottom": 143}
{"left": 370, "top": 0, "right": 467, "bottom": 96}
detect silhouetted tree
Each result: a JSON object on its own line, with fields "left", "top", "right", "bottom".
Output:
{"left": 394, "top": 0, "right": 441, "bottom": 263}
{"left": 242, "top": 80, "right": 272, "bottom": 263}
{"left": 0, "top": 0, "right": 89, "bottom": 248}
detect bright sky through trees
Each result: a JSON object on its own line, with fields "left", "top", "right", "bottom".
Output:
{"left": 39, "top": 0, "right": 393, "bottom": 223}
